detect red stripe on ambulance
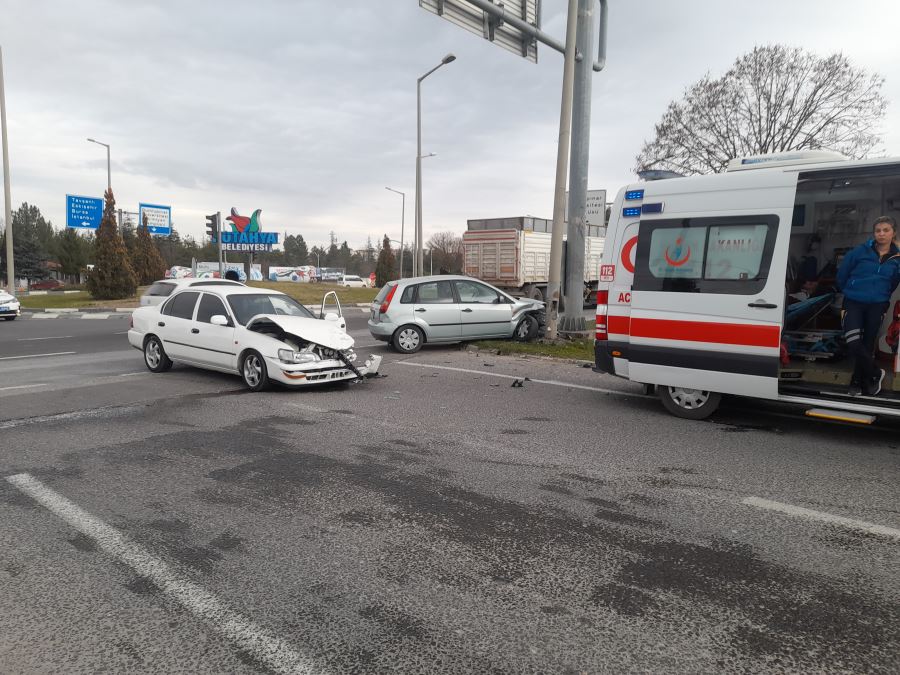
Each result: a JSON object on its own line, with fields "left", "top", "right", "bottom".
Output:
{"left": 629, "top": 318, "right": 780, "bottom": 348}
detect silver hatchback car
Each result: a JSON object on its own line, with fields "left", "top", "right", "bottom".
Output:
{"left": 368, "top": 275, "right": 545, "bottom": 353}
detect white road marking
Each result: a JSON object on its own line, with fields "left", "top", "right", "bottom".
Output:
{"left": 81, "top": 313, "right": 110, "bottom": 319}
{"left": 5, "top": 473, "right": 317, "bottom": 675}
{"left": 17, "top": 335, "right": 74, "bottom": 341}
{"left": 0, "top": 383, "right": 48, "bottom": 392}
{"left": 397, "top": 361, "right": 652, "bottom": 397}
{"left": 114, "top": 331, "right": 129, "bottom": 335}
{"left": 0, "top": 351, "right": 77, "bottom": 361}
{"left": 742, "top": 496, "right": 900, "bottom": 541}
{"left": 30, "top": 314, "right": 60, "bottom": 319}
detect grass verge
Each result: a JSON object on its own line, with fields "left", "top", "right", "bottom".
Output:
{"left": 247, "top": 281, "right": 378, "bottom": 305}
{"left": 20, "top": 282, "right": 378, "bottom": 310}
{"left": 19, "top": 292, "right": 141, "bottom": 310}
{"left": 470, "top": 338, "right": 594, "bottom": 361}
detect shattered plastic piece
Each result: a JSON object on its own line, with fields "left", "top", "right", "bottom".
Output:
{"left": 511, "top": 379, "right": 525, "bottom": 388}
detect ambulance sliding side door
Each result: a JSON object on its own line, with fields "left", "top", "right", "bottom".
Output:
{"left": 628, "top": 212, "right": 790, "bottom": 399}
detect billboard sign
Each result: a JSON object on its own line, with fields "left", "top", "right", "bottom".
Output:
{"left": 221, "top": 208, "right": 279, "bottom": 251}
{"left": 268, "top": 266, "right": 317, "bottom": 283}
{"left": 138, "top": 203, "right": 172, "bottom": 236}
{"left": 66, "top": 194, "right": 103, "bottom": 229}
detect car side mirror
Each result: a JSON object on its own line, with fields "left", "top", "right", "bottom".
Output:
{"left": 324, "top": 312, "right": 340, "bottom": 322}
{"left": 210, "top": 315, "right": 229, "bottom": 326}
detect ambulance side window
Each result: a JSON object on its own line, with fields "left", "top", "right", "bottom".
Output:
{"left": 633, "top": 215, "right": 778, "bottom": 295}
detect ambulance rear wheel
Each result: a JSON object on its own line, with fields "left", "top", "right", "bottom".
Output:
{"left": 658, "top": 386, "right": 721, "bottom": 420}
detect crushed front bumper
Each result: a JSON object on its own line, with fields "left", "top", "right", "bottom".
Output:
{"left": 270, "top": 354, "right": 383, "bottom": 387}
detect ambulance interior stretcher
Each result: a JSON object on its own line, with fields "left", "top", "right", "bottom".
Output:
{"left": 781, "top": 167, "right": 900, "bottom": 399}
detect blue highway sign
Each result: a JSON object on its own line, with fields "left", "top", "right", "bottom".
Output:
{"left": 139, "top": 203, "right": 172, "bottom": 236}
{"left": 66, "top": 194, "right": 103, "bottom": 229}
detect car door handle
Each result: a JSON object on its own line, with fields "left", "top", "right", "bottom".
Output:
{"left": 747, "top": 300, "right": 778, "bottom": 309}
{"left": 191, "top": 328, "right": 200, "bottom": 334}
{"left": 461, "top": 308, "right": 473, "bottom": 313}
{"left": 415, "top": 308, "right": 426, "bottom": 312}
{"left": 158, "top": 321, "right": 165, "bottom": 327}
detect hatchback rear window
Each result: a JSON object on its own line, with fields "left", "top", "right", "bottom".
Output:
{"left": 146, "top": 282, "right": 176, "bottom": 297}
{"left": 374, "top": 283, "right": 396, "bottom": 303}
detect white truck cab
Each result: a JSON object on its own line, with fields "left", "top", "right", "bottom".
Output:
{"left": 595, "top": 151, "right": 900, "bottom": 423}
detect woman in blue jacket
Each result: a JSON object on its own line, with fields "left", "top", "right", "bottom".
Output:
{"left": 837, "top": 216, "right": 900, "bottom": 396}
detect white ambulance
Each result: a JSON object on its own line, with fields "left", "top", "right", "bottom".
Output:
{"left": 594, "top": 151, "right": 900, "bottom": 423}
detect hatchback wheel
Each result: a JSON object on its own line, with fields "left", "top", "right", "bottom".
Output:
{"left": 3, "top": 316, "right": 15, "bottom": 321}
{"left": 144, "top": 335, "right": 172, "bottom": 373}
{"left": 514, "top": 314, "right": 539, "bottom": 341}
{"left": 241, "top": 350, "right": 269, "bottom": 392}
{"left": 393, "top": 325, "right": 424, "bottom": 354}
{"left": 658, "top": 386, "right": 721, "bottom": 420}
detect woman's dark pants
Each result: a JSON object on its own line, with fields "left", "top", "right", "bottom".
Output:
{"left": 843, "top": 298, "right": 889, "bottom": 387}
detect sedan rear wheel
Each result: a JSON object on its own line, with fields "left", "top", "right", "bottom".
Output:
{"left": 658, "top": 386, "right": 721, "bottom": 420}
{"left": 3, "top": 316, "right": 15, "bottom": 321}
{"left": 144, "top": 335, "right": 172, "bottom": 373}
{"left": 241, "top": 350, "right": 269, "bottom": 392}
{"left": 393, "top": 325, "right": 424, "bottom": 354}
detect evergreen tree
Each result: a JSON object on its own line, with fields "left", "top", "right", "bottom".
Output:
{"left": 55, "top": 228, "right": 91, "bottom": 279}
{"left": 0, "top": 214, "right": 49, "bottom": 286}
{"left": 86, "top": 189, "right": 138, "bottom": 299}
{"left": 374, "top": 234, "right": 396, "bottom": 287}
{"left": 295, "top": 234, "right": 308, "bottom": 265}
{"left": 130, "top": 213, "right": 168, "bottom": 284}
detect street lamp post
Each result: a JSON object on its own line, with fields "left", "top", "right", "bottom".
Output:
{"left": 415, "top": 53, "right": 456, "bottom": 277}
{"left": 0, "top": 46, "right": 14, "bottom": 295}
{"left": 385, "top": 186, "right": 405, "bottom": 279}
{"left": 87, "top": 137, "right": 111, "bottom": 193}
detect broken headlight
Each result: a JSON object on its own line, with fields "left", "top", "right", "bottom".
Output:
{"left": 277, "top": 349, "right": 320, "bottom": 364}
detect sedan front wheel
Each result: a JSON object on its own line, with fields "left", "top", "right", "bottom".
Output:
{"left": 241, "top": 350, "right": 269, "bottom": 392}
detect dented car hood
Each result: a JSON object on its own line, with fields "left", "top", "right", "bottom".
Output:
{"left": 248, "top": 314, "right": 354, "bottom": 350}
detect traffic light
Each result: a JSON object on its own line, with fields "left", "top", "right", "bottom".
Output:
{"left": 205, "top": 213, "right": 219, "bottom": 242}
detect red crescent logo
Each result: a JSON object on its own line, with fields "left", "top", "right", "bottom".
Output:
{"left": 664, "top": 238, "right": 691, "bottom": 267}
{"left": 621, "top": 236, "right": 638, "bottom": 273}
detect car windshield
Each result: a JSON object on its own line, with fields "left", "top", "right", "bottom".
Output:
{"left": 227, "top": 293, "right": 316, "bottom": 325}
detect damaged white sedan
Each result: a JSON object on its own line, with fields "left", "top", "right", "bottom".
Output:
{"left": 128, "top": 286, "right": 381, "bottom": 391}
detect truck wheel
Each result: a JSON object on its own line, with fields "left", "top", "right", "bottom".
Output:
{"left": 529, "top": 286, "right": 544, "bottom": 302}
{"left": 658, "top": 386, "right": 721, "bottom": 420}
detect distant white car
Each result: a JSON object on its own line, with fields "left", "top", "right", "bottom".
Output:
{"left": 340, "top": 275, "right": 368, "bottom": 288}
{"left": 128, "top": 285, "right": 381, "bottom": 391}
{"left": 0, "top": 289, "right": 20, "bottom": 321}
{"left": 140, "top": 278, "right": 245, "bottom": 307}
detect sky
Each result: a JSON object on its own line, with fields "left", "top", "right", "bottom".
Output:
{"left": 1, "top": 0, "right": 898, "bottom": 250}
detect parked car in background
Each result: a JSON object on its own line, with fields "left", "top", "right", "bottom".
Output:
{"left": 139, "top": 278, "right": 245, "bottom": 307}
{"left": 367, "top": 274, "right": 545, "bottom": 353}
{"left": 340, "top": 275, "right": 367, "bottom": 288}
{"left": 0, "top": 289, "right": 21, "bottom": 321}
{"left": 30, "top": 278, "right": 65, "bottom": 290}
{"left": 129, "top": 285, "right": 381, "bottom": 391}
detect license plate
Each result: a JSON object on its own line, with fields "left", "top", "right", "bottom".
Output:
{"left": 0, "top": 306, "right": 7, "bottom": 312}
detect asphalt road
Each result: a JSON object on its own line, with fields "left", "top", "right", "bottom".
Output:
{"left": 0, "top": 312, "right": 897, "bottom": 673}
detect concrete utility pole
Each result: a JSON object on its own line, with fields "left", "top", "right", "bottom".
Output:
{"left": 560, "top": 0, "right": 597, "bottom": 333}
{"left": 545, "top": 0, "right": 579, "bottom": 340}
{"left": 1, "top": 46, "right": 14, "bottom": 294}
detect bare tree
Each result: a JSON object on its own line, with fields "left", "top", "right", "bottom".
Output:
{"left": 636, "top": 45, "right": 887, "bottom": 175}
{"left": 426, "top": 231, "right": 464, "bottom": 273}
